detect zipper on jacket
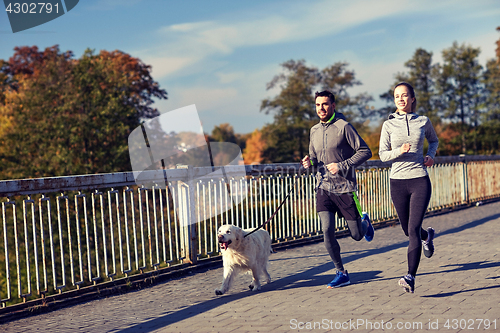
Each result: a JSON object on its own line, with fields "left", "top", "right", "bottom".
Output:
{"left": 323, "top": 126, "right": 327, "bottom": 161}
{"left": 321, "top": 113, "right": 335, "bottom": 161}
{"left": 405, "top": 114, "right": 410, "bottom": 136}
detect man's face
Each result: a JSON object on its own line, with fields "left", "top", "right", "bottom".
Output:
{"left": 315, "top": 96, "right": 335, "bottom": 121}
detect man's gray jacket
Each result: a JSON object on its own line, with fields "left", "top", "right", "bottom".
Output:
{"left": 309, "top": 112, "right": 372, "bottom": 194}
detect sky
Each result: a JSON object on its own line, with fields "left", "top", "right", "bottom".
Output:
{"left": 1, "top": 0, "right": 500, "bottom": 135}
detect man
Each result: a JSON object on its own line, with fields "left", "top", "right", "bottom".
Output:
{"left": 302, "top": 90, "right": 374, "bottom": 288}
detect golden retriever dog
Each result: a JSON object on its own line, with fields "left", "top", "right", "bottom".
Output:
{"left": 215, "top": 224, "right": 272, "bottom": 295}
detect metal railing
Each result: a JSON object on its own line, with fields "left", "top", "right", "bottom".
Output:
{"left": 0, "top": 155, "right": 499, "bottom": 308}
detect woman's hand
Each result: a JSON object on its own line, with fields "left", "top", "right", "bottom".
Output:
{"left": 423, "top": 155, "right": 434, "bottom": 167}
{"left": 400, "top": 143, "right": 411, "bottom": 154}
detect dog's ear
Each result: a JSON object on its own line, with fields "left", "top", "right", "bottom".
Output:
{"left": 235, "top": 227, "right": 243, "bottom": 241}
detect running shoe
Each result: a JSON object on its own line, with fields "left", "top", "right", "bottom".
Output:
{"left": 398, "top": 274, "right": 415, "bottom": 293}
{"left": 362, "top": 212, "right": 374, "bottom": 242}
{"left": 327, "top": 270, "right": 350, "bottom": 288}
{"left": 422, "top": 227, "right": 435, "bottom": 258}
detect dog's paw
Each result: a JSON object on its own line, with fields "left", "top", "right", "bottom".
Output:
{"left": 249, "top": 282, "right": 261, "bottom": 291}
{"left": 215, "top": 289, "right": 224, "bottom": 295}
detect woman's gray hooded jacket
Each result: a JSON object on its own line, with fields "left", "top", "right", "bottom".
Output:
{"left": 379, "top": 112, "right": 438, "bottom": 179}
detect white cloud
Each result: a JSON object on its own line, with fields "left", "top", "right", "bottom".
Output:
{"left": 140, "top": 0, "right": 416, "bottom": 78}
{"left": 468, "top": 31, "right": 499, "bottom": 65}
{"left": 216, "top": 71, "right": 246, "bottom": 84}
{"left": 140, "top": 0, "right": 498, "bottom": 81}
{"left": 145, "top": 56, "right": 200, "bottom": 78}
{"left": 177, "top": 86, "right": 239, "bottom": 112}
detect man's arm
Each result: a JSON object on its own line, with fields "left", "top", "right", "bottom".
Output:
{"left": 308, "top": 127, "right": 319, "bottom": 166}
{"left": 336, "top": 123, "right": 372, "bottom": 172}
{"left": 302, "top": 129, "right": 317, "bottom": 169}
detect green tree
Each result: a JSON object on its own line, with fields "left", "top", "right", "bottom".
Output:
{"left": 210, "top": 123, "right": 237, "bottom": 144}
{"left": 209, "top": 123, "right": 248, "bottom": 157}
{"left": 0, "top": 46, "right": 167, "bottom": 179}
{"left": 480, "top": 27, "right": 500, "bottom": 154}
{"left": 260, "top": 60, "right": 319, "bottom": 162}
{"left": 403, "top": 49, "right": 439, "bottom": 123}
{"left": 378, "top": 48, "right": 439, "bottom": 124}
{"left": 434, "top": 42, "right": 483, "bottom": 153}
{"left": 260, "top": 59, "right": 371, "bottom": 162}
{"left": 321, "top": 62, "right": 374, "bottom": 125}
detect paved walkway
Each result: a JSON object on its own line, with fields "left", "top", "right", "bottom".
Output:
{"left": 2, "top": 202, "right": 500, "bottom": 333}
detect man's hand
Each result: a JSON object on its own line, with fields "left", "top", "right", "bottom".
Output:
{"left": 400, "top": 143, "right": 411, "bottom": 154}
{"left": 302, "top": 156, "right": 311, "bottom": 169}
{"left": 326, "top": 162, "right": 339, "bottom": 175}
{"left": 423, "top": 155, "right": 434, "bottom": 167}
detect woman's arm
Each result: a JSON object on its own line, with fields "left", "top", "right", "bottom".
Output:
{"left": 378, "top": 122, "right": 402, "bottom": 162}
{"left": 425, "top": 118, "right": 439, "bottom": 159}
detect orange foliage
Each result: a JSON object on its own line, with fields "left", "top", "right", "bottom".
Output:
{"left": 361, "top": 124, "right": 382, "bottom": 159}
{"left": 435, "top": 123, "right": 462, "bottom": 155}
{"left": 243, "top": 129, "right": 266, "bottom": 164}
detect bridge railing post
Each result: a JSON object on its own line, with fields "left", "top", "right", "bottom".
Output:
{"left": 459, "top": 154, "right": 469, "bottom": 205}
{"left": 176, "top": 165, "right": 197, "bottom": 265}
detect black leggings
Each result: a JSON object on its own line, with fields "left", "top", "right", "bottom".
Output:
{"left": 390, "top": 176, "right": 431, "bottom": 277}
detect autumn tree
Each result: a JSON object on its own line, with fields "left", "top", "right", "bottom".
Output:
{"left": 0, "top": 45, "right": 167, "bottom": 179}
{"left": 243, "top": 129, "right": 266, "bottom": 164}
{"left": 0, "top": 60, "right": 10, "bottom": 106}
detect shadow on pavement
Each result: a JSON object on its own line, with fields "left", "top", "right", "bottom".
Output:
{"left": 434, "top": 213, "right": 500, "bottom": 237}
{"left": 439, "top": 261, "right": 500, "bottom": 273}
{"left": 421, "top": 284, "right": 500, "bottom": 298}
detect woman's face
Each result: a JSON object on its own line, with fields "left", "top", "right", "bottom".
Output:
{"left": 394, "top": 85, "right": 414, "bottom": 114}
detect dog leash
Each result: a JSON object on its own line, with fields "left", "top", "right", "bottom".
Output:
{"left": 244, "top": 167, "right": 306, "bottom": 238}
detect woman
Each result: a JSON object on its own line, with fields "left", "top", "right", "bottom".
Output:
{"left": 379, "top": 82, "right": 439, "bottom": 293}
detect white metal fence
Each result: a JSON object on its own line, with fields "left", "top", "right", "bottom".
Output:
{"left": 0, "top": 155, "right": 499, "bottom": 308}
